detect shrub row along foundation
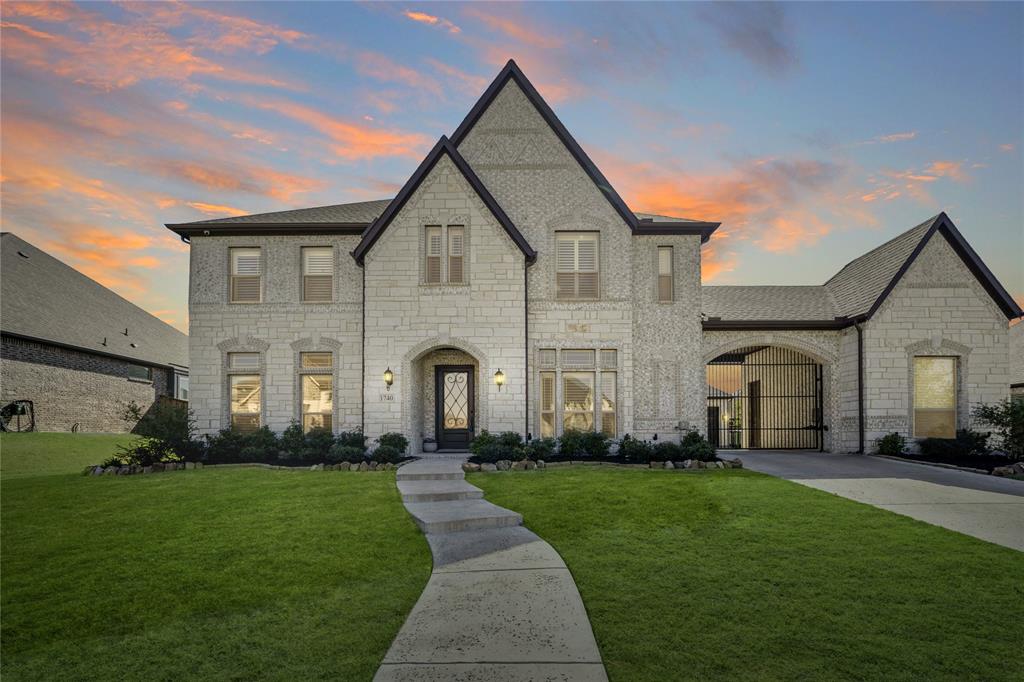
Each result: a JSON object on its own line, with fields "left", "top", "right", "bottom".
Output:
{"left": 462, "top": 457, "right": 743, "bottom": 472}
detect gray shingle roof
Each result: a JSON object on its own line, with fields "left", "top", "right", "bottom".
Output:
{"left": 634, "top": 212, "right": 703, "bottom": 223}
{"left": 703, "top": 286, "right": 838, "bottom": 321}
{"left": 1, "top": 233, "right": 188, "bottom": 368}
{"left": 824, "top": 215, "right": 939, "bottom": 318}
{"left": 180, "top": 199, "right": 393, "bottom": 225}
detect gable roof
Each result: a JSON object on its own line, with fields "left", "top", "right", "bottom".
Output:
{"left": 703, "top": 213, "right": 1022, "bottom": 329}
{"left": 352, "top": 136, "right": 536, "bottom": 264}
{"left": 176, "top": 199, "right": 390, "bottom": 226}
{"left": 450, "top": 59, "right": 720, "bottom": 243}
{"left": 1, "top": 233, "right": 188, "bottom": 368}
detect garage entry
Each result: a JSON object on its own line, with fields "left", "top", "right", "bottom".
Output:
{"left": 706, "top": 345, "right": 824, "bottom": 450}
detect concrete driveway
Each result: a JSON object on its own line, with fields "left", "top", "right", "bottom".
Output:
{"left": 722, "top": 450, "right": 1024, "bottom": 552}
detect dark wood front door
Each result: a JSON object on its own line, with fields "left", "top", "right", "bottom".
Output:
{"left": 435, "top": 366, "right": 474, "bottom": 450}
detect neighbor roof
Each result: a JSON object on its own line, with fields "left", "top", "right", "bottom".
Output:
{"left": 179, "top": 199, "right": 392, "bottom": 226}
{"left": 1, "top": 233, "right": 188, "bottom": 368}
{"left": 703, "top": 212, "right": 1023, "bottom": 328}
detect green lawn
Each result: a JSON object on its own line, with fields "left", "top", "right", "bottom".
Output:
{"left": 470, "top": 468, "right": 1024, "bottom": 681}
{"left": 1, "top": 433, "right": 431, "bottom": 681}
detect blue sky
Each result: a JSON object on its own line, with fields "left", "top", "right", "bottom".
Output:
{"left": 2, "top": 1, "right": 1020, "bottom": 330}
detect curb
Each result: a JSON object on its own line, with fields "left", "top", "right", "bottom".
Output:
{"left": 870, "top": 455, "right": 990, "bottom": 475}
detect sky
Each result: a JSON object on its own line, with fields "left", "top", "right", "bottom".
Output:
{"left": 2, "top": 1, "right": 1021, "bottom": 333}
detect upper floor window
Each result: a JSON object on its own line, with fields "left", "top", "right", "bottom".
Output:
{"left": 556, "top": 232, "right": 598, "bottom": 300}
{"left": 230, "top": 248, "right": 261, "bottom": 303}
{"left": 425, "top": 225, "right": 465, "bottom": 285}
{"left": 448, "top": 226, "right": 465, "bottom": 284}
{"left": 128, "top": 364, "right": 152, "bottom": 382}
{"left": 658, "top": 246, "right": 674, "bottom": 302}
{"left": 425, "top": 226, "right": 443, "bottom": 284}
{"left": 913, "top": 356, "right": 956, "bottom": 438}
{"left": 302, "top": 247, "right": 333, "bottom": 302}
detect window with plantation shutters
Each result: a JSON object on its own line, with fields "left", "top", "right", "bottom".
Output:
{"left": 658, "top": 246, "right": 674, "bottom": 302}
{"left": 425, "top": 226, "right": 442, "bottom": 284}
{"left": 555, "top": 233, "right": 599, "bottom": 300}
{"left": 230, "top": 248, "right": 261, "bottom": 303}
{"left": 600, "top": 372, "right": 617, "bottom": 437}
{"left": 302, "top": 247, "right": 333, "bottom": 302}
{"left": 447, "top": 226, "right": 464, "bottom": 284}
{"left": 563, "top": 372, "right": 595, "bottom": 432}
{"left": 540, "top": 371, "right": 555, "bottom": 438}
{"left": 538, "top": 349, "right": 556, "bottom": 368}
{"left": 913, "top": 357, "right": 957, "bottom": 438}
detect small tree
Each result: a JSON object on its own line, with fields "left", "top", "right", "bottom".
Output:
{"left": 972, "top": 399, "right": 1024, "bottom": 460}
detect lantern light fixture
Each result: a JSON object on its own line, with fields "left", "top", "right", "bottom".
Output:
{"left": 383, "top": 367, "right": 394, "bottom": 390}
{"left": 494, "top": 369, "right": 506, "bottom": 391}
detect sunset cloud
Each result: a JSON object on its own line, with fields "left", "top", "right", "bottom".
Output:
{"left": 402, "top": 10, "right": 461, "bottom": 34}
{"left": 463, "top": 6, "right": 563, "bottom": 49}
{"left": 698, "top": 3, "right": 798, "bottom": 75}
{"left": 858, "top": 131, "right": 918, "bottom": 145}
{"left": 186, "top": 202, "right": 247, "bottom": 217}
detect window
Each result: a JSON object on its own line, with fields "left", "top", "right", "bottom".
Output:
{"left": 914, "top": 357, "right": 956, "bottom": 438}
{"left": 563, "top": 372, "right": 594, "bottom": 432}
{"left": 302, "top": 247, "right": 333, "bottom": 302}
{"left": 540, "top": 371, "right": 556, "bottom": 438}
{"left": 600, "top": 372, "right": 617, "bottom": 437}
{"left": 128, "top": 364, "right": 152, "bottom": 381}
{"left": 300, "top": 352, "right": 333, "bottom": 432}
{"left": 174, "top": 374, "right": 190, "bottom": 401}
{"left": 448, "top": 226, "right": 464, "bottom": 284}
{"left": 425, "top": 226, "right": 442, "bottom": 284}
{"left": 556, "top": 233, "right": 599, "bottom": 300}
{"left": 538, "top": 349, "right": 556, "bottom": 368}
{"left": 600, "top": 349, "right": 617, "bottom": 369}
{"left": 230, "top": 375, "right": 261, "bottom": 431}
{"left": 228, "top": 352, "right": 260, "bottom": 370}
{"left": 230, "top": 248, "right": 261, "bottom": 303}
{"left": 658, "top": 246, "right": 674, "bottom": 302}
{"left": 561, "top": 349, "right": 595, "bottom": 368}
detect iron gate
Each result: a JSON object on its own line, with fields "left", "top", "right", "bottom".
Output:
{"left": 706, "top": 345, "right": 824, "bottom": 450}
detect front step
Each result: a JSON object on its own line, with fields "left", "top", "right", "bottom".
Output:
{"left": 396, "top": 469, "right": 465, "bottom": 482}
{"left": 405, "top": 499, "right": 522, "bottom": 534}
{"left": 398, "top": 479, "right": 484, "bottom": 503}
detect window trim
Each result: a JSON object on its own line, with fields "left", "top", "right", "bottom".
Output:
{"left": 555, "top": 231, "right": 600, "bottom": 301}
{"left": 229, "top": 247, "right": 262, "bottom": 304}
{"left": 912, "top": 356, "right": 958, "bottom": 439}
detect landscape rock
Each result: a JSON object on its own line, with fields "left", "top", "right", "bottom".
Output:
{"left": 664, "top": 460, "right": 675, "bottom": 469}
{"left": 152, "top": 463, "right": 165, "bottom": 472}
{"left": 142, "top": 466, "right": 154, "bottom": 474}
{"left": 993, "top": 465, "right": 1015, "bottom": 477}
{"left": 524, "top": 460, "right": 537, "bottom": 470}
{"left": 730, "top": 458, "right": 743, "bottom": 469}
{"left": 117, "top": 466, "right": 130, "bottom": 475}
{"left": 358, "top": 462, "right": 370, "bottom": 472}
{"left": 195, "top": 462, "right": 204, "bottom": 469}
{"left": 496, "top": 460, "right": 512, "bottom": 471}
{"left": 462, "top": 462, "right": 481, "bottom": 473}
{"left": 338, "top": 462, "right": 351, "bottom": 471}
{"left": 185, "top": 462, "right": 196, "bottom": 470}
{"left": 649, "top": 461, "right": 662, "bottom": 469}
{"left": 103, "top": 466, "right": 118, "bottom": 475}
{"left": 82, "top": 465, "right": 95, "bottom": 476}
{"left": 91, "top": 466, "right": 105, "bottom": 476}
{"left": 536, "top": 460, "right": 546, "bottom": 469}
{"left": 481, "top": 463, "right": 497, "bottom": 472}
{"left": 512, "top": 460, "right": 529, "bottom": 471}
{"left": 369, "top": 462, "right": 378, "bottom": 471}
{"left": 310, "top": 464, "right": 322, "bottom": 471}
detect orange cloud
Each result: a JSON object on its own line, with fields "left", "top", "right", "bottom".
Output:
{"left": 150, "top": 159, "right": 324, "bottom": 202}
{"left": 425, "top": 58, "right": 487, "bottom": 95}
{"left": 402, "top": 10, "right": 461, "bottom": 34}
{"left": 186, "top": 201, "right": 246, "bottom": 216}
{"left": 352, "top": 51, "right": 442, "bottom": 97}
{"left": 999, "top": 143, "right": 1015, "bottom": 152}
{"left": 463, "top": 6, "right": 562, "bottom": 49}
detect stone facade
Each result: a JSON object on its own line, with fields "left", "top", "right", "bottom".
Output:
{"left": 1010, "top": 322, "right": 1024, "bottom": 399}
{"left": 1, "top": 336, "right": 173, "bottom": 432}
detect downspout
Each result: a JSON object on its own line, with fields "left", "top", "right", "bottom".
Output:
{"left": 360, "top": 264, "right": 366, "bottom": 434}
{"left": 856, "top": 323, "right": 864, "bottom": 454}
{"left": 524, "top": 261, "right": 530, "bottom": 439}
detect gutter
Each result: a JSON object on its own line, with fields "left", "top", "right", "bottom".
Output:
{"left": 361, "top": 266, "right": 366, "bottom": 434}
{"left": 524, "top": 262, "right": 529, "bottom": 439}
{"left": 856, "top": 323, "right": 865, "bottom": 454}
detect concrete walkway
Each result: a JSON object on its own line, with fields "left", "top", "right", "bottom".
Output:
{"left": 375, "top": 456, "right": 607, "bottom": 681}
{"left": 728, "top": 450, "right": 1024, "bottom": 551}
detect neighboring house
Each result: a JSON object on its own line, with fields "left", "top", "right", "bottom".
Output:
{"left": 1, "top": 233, "right": 189, "bottom": 432}
{"left": 1011, "top": 322, "right": 1024, "bottom": 400}
{"left": 166, "top": 60, "right": 1022, "bottom": 453}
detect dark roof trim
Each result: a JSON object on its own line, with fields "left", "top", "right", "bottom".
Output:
{"left": 1, "top": 331, "right": 184, "bottom": 371}
{"left": 450, "top": 60, "right": 720, "bottom": 244}
{"left": 702, "top": 318, "right": 857, "bottom": 331}
{"left": 1011, "top": 382, "right": 1024, "bottom": 389}
{"left": 865, "top": 213, "right": 1023, "bottom": 320}
{"left": 634, "top": 222, "right": 721, "bottom": 240}
{"left": 353, "top": 136, "right": 536, "bottom": 264}
{"left": 166, "top": 222, "right": 367, "bottom": 240}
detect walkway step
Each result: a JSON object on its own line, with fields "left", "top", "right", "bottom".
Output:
{"left": 396, "top": 459, "right": 466, "bottom": 482}
{"left": 405, "top": 499, "right": 522, "bottom": 534}
{"left": 395, "top": 469, "right": 464, "bottom": 482}
{"left": 397, "top": 479, "right": 484, "bottom": 503}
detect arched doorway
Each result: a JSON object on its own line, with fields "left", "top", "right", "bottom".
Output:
{"left": 706, "top": 345, "right": 824, "bottom": 450}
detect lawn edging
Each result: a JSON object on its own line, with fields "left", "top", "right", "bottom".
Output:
{"left": 82, "top": 460, "right": 403, "bottom": 477}
{"left": 463, "top": 457, "right": 744, "bottom": 473}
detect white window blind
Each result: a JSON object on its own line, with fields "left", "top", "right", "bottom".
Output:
{"left": 555, "top": 233, "right": 599, "bottom": 300}
{"left": 600, "top": 372, "right": 617, "bottom": 437}
{"left": 448, "top": 226, "right": 464, "bottom": 284}
{"left": 600, "top": 349, "right": 617, "bottom": 369}
{"left": 230, "top": 248, "right": 261, "bottom": 303}
{"left": 425, "top": 226, "right": 442, "bottom": 284}
{"left": 228, "top": 352, "right": 260, "bottom": 370}
{"left": 300, "top": 352, "right": 332, "bottom": 368}
{"left": 562, "top": 349, "right": 595, "bottom": 368}
{"left": 302, "top": 247, "right": 333, "bottom": 302}
{"left": 540, "top": 371, "right": 556, "bottom": 438}
{"left": 563, "top": 372, "right": 595, "bottom": 432}
{"left": 538, "top": 349, "right": 557, "bottom": 368}
{"left": 658, "top": 246, "right": 673, "bottom": 302}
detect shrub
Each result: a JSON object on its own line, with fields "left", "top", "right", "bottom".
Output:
{"left": 116, "top": 437, "right": 177, "bottom": 467}
{"left": 121, "top": 398, "right": 202, "bottom": 461}
{"left": 875, "top": 432, "right": 906, "bottom": 457}
{"left": 204, "top": 426, "right": 279, "bottom": 464}
{"left": 651, "top": 441, "right": 682, "bottom": 462}
{"left": 558, "top": 430, "right": 609, "bottom": 458}
{"left": 336, "top": 429, "right": 367, "bottom": 452}
{"left": 918, "top": 429, "right": 990, "bottom": 461}
{"left": 100, "top": 455, "right": 125, "bottom": 468}
{"left": 619, "top": 434, "right": 653, "bottom": 463}
{"left": 470, "top": 430, "right": 498, "bottom": 455}
{"left": 305, "top": 427, "right": 336, "bottom": 459}
{"left": 473, "top": 443, "right": 520, "bottom": 464}
{"left": 377, "top": 432, "right": 408, "bottom": 455}
{"left": 372, "top": 445, "right": 401, "bottom": 464}
{"left": 328, "top": 444, "right": 366, "bottom": 464}
{"left": 524, "top": 437, "right": 557, "bottom": 461}
{"left": 279, "top": 422, "right": 307, "bottom": 459}
{"left": 277, "top": 423, "right": 334, "bottom": 463}
{"left": 680, "top": 430, "right": 716, "bottom": 461}
{"left": 972, "top": 399, "right": 1024, "bottom": 460}
{"left": 496, "top": 431, "right": 524, "bottom": 449}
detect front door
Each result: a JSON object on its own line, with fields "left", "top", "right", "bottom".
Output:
{"left": 436, "top": 366, "right": 474, "bottom": 450}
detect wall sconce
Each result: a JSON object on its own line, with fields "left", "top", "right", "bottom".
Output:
{"left": 494, "top": 369, "right": 506, "bottom": 391}
{"left": 383, "top": 367, "right": 394, "bottom": 391}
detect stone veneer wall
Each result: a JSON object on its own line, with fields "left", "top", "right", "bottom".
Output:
{"left": 187, "top": 234, "right": 363, "bottom": 435}
{"left": 362, "top": 153, "right": 527, "bottom": 452}
{"left": 418, "top": 348, "right": 479, "bottom": 440}
{"left": 1010, "top": 322, "right": 1024, "bottom": 398}
{"left": 1, "top": 335, "right": 172, "bottom": 432}
{"left": 861, "top": 233, "right": 1010, "bottom": 447}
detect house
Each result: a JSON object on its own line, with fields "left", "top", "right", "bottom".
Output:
{"left": 0, "top": 233, "right": 189, "bottom": 432}
{"left": 166, "top": 60, "right": 1021, "bottom": 453}
{"left": 1011, "top": 322, "right": 1024, "bottom": 401}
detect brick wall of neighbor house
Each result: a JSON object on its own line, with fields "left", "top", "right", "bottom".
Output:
{"left": 861, "top": 234, "right": 1010, "bottom": 446}
{"left": 1010, "top": 322, "right": 1024, "bottom": 399}
{"left": 186, "top": 235, "right": 363, "bottom": 436}
{"left": 0, "top": 335, "right": 171, "bottom": 432}
{"left": 362, "top": 154, "right": 527, "bottom": 451}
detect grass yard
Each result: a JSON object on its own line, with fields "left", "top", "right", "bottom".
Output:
{"left": 470, "top": 467, "right": 1024, "bottom": 682}
{"left": 1, "top": 433, "right": 431, "bottom": 681}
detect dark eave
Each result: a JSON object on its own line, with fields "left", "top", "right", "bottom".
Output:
{"left": 1, "top": 330, "right": 183, "bottom": 371}
{"left": 450, "top": 59, "right": 720, "bottom": 244}
{"left": 634, "top": 220, "right": 721, "bottom": 241}
{"left": 166, "top": 222, "right": 368, "bottom": 241}
{"left": 353, "top": 136, "right": 536, "bottom": 265}
{"left": 702, "top": 318, "right": 858, "bottom": 331}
